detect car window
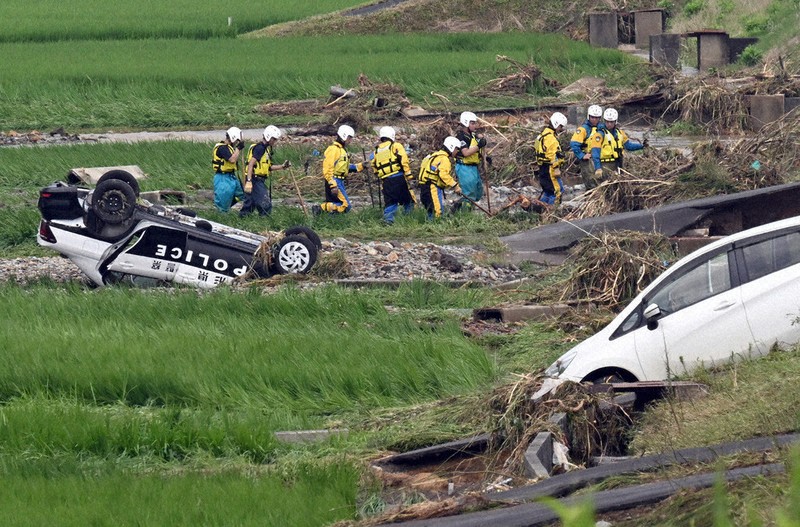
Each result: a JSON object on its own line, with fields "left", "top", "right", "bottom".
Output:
{"left": 611, "top": 305, "right": 643, "bottom": 339}
{"left": 647, "top": 252, "right": 731, "bottom": 314}
{"left": 742, "top": 231, "right": 800, "bottom": 281}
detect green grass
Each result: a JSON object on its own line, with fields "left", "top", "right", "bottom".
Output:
{"left": 0, "top": 284, "right": 495, "bottom": 410}
{"left": 0, "top": 279, "right": 561, "bottom": 525}
{"left": 631, "top": 346, "right": 800, "bottom": 453}
{"left": 0, "top": 462, "right": 359, "bottom": 527}
{"left": 0, "top": 33, "right": 645, "bottom": 131}
{"left": 0, "top": 0, "right": 368, "bottom": 42}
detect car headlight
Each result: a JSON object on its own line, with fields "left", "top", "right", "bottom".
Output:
{"left": 545, "top": 348, "right": 578, "bottom": 377}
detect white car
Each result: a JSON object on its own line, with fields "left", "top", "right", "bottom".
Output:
{"left": 546, "top": 215, "right": 800, "bottom": 382}
{"left": 37, "top": 170, "right": 320, "bottom": 288}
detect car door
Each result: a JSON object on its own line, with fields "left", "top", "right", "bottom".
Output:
{"left": 736, "top": 230, "right": 800, "bottom": 354}
{"left": 632, "top": 249, "right": 754, "bottom": 380}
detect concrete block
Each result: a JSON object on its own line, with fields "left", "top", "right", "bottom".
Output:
{"left": 473, "top": 304, "right": 574, "bottom": 323}
{"left": 548, "top": 412, "right": 567, "bottom": 432}
{"left": 634, "top": 10, "right": 665, "bottom": 49}
{"left": 697, "top": 32, "right": 730, "bottom": 69}
{"left": 650, "top": 33, "right": 681, "bottom": 68}
{"left": 274, "top": 429, "right": 348, "bottom": 444}
{"left": 748, "top": 94, "right": 785, "bottom": 130}
{"left": 669, "top": 236, "right": 723, "bottom": 256}
{"left": 67, "top": 165, "right": 147, "bottom": 185}
{"left": 785, "top": 97, "right": 800, "bottom": 113}
{"left": 589, "top": 12, "right": 618, "bottom": 49}
{"left": 523, "top": 431, "right": 553, "bottom": 479}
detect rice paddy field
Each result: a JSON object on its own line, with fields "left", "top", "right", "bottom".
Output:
{"left": 0, "top": 0, "right": 644, "bottom": 132}
{"left": 5, "top": 1, "right": 799, "bottom": 525}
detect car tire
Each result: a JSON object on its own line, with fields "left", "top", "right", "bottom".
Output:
{"left": 92, "top": 178, "right": 137, "bottom": 225}
{"left": 272, "top": 235, "right": 317, "bottom": 274}
{"left": 283, "top": 226, "right": 322, "bottom": 249}
{"left": 586, "top": 371, "right": 627, "bottom": 385}
{"left": 97, "top": 169, "right": 140, "bottom": 197}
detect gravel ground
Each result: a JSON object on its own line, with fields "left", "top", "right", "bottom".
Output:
{"left": 0, "top": 239, "right": 522, "bottom": 288}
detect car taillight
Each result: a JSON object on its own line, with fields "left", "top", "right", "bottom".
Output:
{"left": 38, "top": 221, "right": 57, "bottom": 243}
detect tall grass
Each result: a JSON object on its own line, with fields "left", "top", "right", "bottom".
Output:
{"left": 0, "top": 284, "right": 495, "bottom": 410}
{"left": 0, "top": 33, "right": 643, "bottom": 131}
{"left": 0, "top": 0, "right": 368, "bottom": 42}
{"left": 0, "top": 463, "right": 358, "bottom": 526}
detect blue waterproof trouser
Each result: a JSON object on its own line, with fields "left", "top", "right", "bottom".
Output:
{"left": 455, "top": 163, "right": 483, "bottom": 203}
{"left": 214, "top": 172, "right": 245, "bottom": 212}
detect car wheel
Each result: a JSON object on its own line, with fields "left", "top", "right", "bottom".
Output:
{"left": 97, "top": 169, "right": 140, "bottom": 197}
{"left": 92, "top": 178, "right": 137, "bottom": 224}
{"left": 283, "top": 226, "right": 322, "bottom": 249}
{"left": 586, "top": 371, "right": 628, "bottom": 384}
{"left": 272, "top": 235, "right": 317, "bottom": 274}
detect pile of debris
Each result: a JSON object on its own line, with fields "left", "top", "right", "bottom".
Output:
{"left": 472, "top": 56, "right": 559, "bottom": 97}
{"left": 555, "top": 231, "right": 674, "bottom": 310}
{"left": 0, "top": 128, "right": 82, "bottom": 146}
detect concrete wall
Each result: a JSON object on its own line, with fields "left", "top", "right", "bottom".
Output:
{"left": 650, "top": 33, "right": 681, "bottom": 68}
{"left": 697, "top": 33, "right": 730, "bottom": 69}
{"left": 728, "top": 37, "right": 759, "bottom": 62}
{"left": 589, "top": 12, "right": 619, "bottom": 48}
{"left": 634, "top": 10, "right": 665, "bottom": 49}
{"left": 748, "top": 94, "right": 786, "bottom": 130}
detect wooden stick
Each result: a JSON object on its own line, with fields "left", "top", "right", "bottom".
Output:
{"left": 286, "top": 167, "right": 308, "bottom": 216}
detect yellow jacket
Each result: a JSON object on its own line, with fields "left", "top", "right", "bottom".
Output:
{"left": 212, "top": 142, "right": 238, "bottom": 174}
{"left": 322, "top": 140, "right": 364, "bottom": 185}
{"left": 372, "top": 140, "right": 411, "bottom": 179}
{"left": 418, "top": 150, "right": 456, "bottom": 189}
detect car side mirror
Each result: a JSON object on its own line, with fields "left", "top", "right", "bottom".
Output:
{"left": 644, "top": 303, "right": 661, "bottom": 330}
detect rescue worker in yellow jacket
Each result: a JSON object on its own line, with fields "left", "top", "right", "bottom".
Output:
{"left": 212, "top": 126, "right": 246, "bottom": 212}
{"left": 454, "top": 111, "right": 486, "bottom": 209}
{"left": 534, "top": 112, "right": 568, "bottom": 206}
{"left": 417, "top": 136, "right": 462, "bottom": 220}
{"left": 313, "top": 125, "right": 367, "bottom": 215}
{"left": 371, "top": 126, "right": 415, "bottom": 224}
{"left": 589, "top": 108, "right": 646, "bottom": 182}
{"left": 240, "top": 125, "right": 290, "bottom": 217}
{"left": 569, "top": 105, "right": 605, "bottom": 190}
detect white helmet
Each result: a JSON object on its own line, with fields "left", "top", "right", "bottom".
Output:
{"left": 337, "top": 124, "right": 355, "bottom": 141}
{"left": 226, "top": 126, "right": 242, "bottom": 143}
{"left": 443, "top": 136, "right": 461, "bottom": 153}
{"left": 263, "top": 125, "right": 282, "bottom": 142}
{"left": 459, "top": 111, "right": 478, "bottom": 127}
{"left": 587, "top": 105, "right": 603, "bottom": 118}
{"left": 550, "top": 112, "right": 568, "bottom": 129}
{"left": 603, "top": 108, "right": 618, "bottom": 121}
{"left": 378, "top": 126, "right": 396, "bottom": 141}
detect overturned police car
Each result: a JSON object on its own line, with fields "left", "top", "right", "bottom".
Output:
{"left": 36, "top": 170, "right": 320, "bottom": 288}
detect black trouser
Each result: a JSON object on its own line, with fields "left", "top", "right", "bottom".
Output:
{"left": 381, "top": 174, "right": 415, "bottom": 223}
